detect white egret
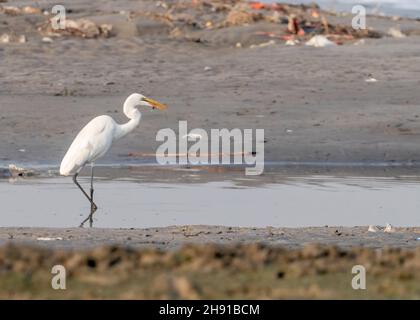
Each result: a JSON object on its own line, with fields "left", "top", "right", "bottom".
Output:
{"left": 60, "top": 93, "right": 167, "bottom": 227}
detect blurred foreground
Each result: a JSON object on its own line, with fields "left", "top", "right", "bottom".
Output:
{"left": 1, "top": 243, "right": 420, "bottom": 299}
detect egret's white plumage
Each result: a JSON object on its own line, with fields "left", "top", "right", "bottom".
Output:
{"left": 59, "top": 93, "right": 167, "bottom": 227}
{"left": 60, "top": 93, "right": 166, "bottom": 176}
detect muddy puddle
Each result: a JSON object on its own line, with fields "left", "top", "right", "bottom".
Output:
{"left": 0, "top": 165, "right": 419, "bottom": 228}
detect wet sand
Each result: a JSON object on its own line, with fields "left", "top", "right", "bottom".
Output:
{"left": 1, "top": 225, "right": 419, "bottom": 250}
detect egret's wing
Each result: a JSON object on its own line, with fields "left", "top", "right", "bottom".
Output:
{"left": 60, "top": 116, "right": 114, "bottom": 175}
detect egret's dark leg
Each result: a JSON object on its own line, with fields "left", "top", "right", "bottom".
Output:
{"left": 89, "top": 165, "right": 95, "bottom": 227}
{"left": 73, "top": 170, "right": 97, "bottom": 227}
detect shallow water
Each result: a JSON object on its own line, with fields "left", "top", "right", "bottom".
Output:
{"left": 1, "top": 166, "right": 419, "bottom": 228}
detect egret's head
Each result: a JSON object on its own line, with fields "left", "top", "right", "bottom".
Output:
{"left": 124, "top": 93, "right": 167, "bottom": 118}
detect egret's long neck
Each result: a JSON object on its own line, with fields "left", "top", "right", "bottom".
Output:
{"left": 114, "top": 111, "right": 141, "bottom": 141}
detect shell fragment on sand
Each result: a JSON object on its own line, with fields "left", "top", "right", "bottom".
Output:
{"left": 305, "top": 35, "right": 337, "bottom": 48}
{"left": 36, "top": 237, "right": 63, "bottom": 241}
{"left": 384, "top": 223, "right": 396, "bottom": 233}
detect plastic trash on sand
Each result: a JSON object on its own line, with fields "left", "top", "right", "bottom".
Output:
{"left": 368, "top": 225, "right": 380, "bottom": 233}
{"left": 388, "top": 27, "right": 406, "bottom": 38}
{"left": 384, "top": 223, "right": 396, "bottom": 233}
{"left": 305, "top": 35, "right": 336, "bottom": 48}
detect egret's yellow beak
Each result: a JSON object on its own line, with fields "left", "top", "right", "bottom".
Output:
{"left": 143, "top": 97, "right": 167, "bottom": 110}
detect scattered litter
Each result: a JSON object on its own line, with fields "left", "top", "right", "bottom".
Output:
{"left": 8, "top": 164, "right": 35, "bottom": 177}
{"left": 384, "top": 223, "right": 396, "bottom": 233}
{"left": 0, "top": 6, "right": 21, "bottom": 15}
{"left": 0, "top": 5, "right": 41, "bottom": 15}
{"left": 224, "top": 3, "right": 263, "bottom": 27}
{"left": 18, "top": 149, "right": 26, "bottom": 153}
{"left": 41, "top": 18, "right": 113, "bottom": 38}
{"left": 388, "top": 27, "right": 406, "bottom": 38}
{"left": 41, "top": 36, "right": 54, "bottom": 43}
{"left": 365, "top": 74, "right": 378, "bottom": 83}
{"left": 416, "top": 237, "right": 420, "bottom": 241}
{"left": 368, "top": 225, "right": 380, "bottom": 233}
{"left": 0, "top": 33, "right": 26, "bottom": 44}
{"left": 0, "top": 33, "right": 10, "bottom": 43}
{"left": 285, "top": 39, "right": 299, "bottom": 46}
{"left": 204, "top": 66, "right": 212, "bottom": 71}
{"left": 306, "top": 35, "right": 337, "bottom": 48}
{"left": 17, "top": 35, "right": 26, "bottom": 43}
{"left": 36, "top": 237, "right": 63, "bottom": 241}
{"left": 285, "top": 129, "right": 293, "bottom": 133}
{"left": 235, "top": 42, "right": 242, "bottom": 48}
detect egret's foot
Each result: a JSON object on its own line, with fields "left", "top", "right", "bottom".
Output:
{"left": 79, "top": 216, "right": 89, "bottom": 228}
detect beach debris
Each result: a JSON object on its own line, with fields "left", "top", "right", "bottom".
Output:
{"left": 287, "top": 14, "right": 299, "bottom": 34}
{"left": 224, "top": 3, "right": 262, "bottom": 26}
{"left": 22, "top": 6, "right": 41, "bottom": 14}
{"left": 203, "top": 66, "right": 212, "bottom": 71}
{"left": 0, "top": 33, "right": 10, "bottom": 43}
{"left": 0, "top": 33, "right": 27, "bottom": 44}
{"left": 368, "top": 225, "right": 380, "bottom": 233}
{"left": 0, "top": 5, "right": 41, "bottom": 15}
{"left": 0, "top": 6, "right": 21, "bottom": 15}
{"left": 132, "top": 0, "right": 386, "bottom": 46}
{"left": 388, "top": 27, "right": 406, "bottom": 38}
{"left": 365, "top": 74, "right": 378, "bottom": 83}
{"left": 8, "top": 164, "right": 35, "bottom": 177}
{"left": 42, "top": 36, "right": 54, "bottom": 43}
{"left": 17, "top": 35, "right": 26, "bottom": 43}
{"left": 305, "top": 35, "right": 336, "bottom": 48}
{"left": 41, "top": 18, "right": 113, "bottom": 38}
{"left": 384, "top": 223, "right": 396, "bottom": 233}
{"left": 36, "top": 237, "right": 63, "bottom": 241}
{"left": 285, "top": 39, "right": 299, "bottom": 46}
